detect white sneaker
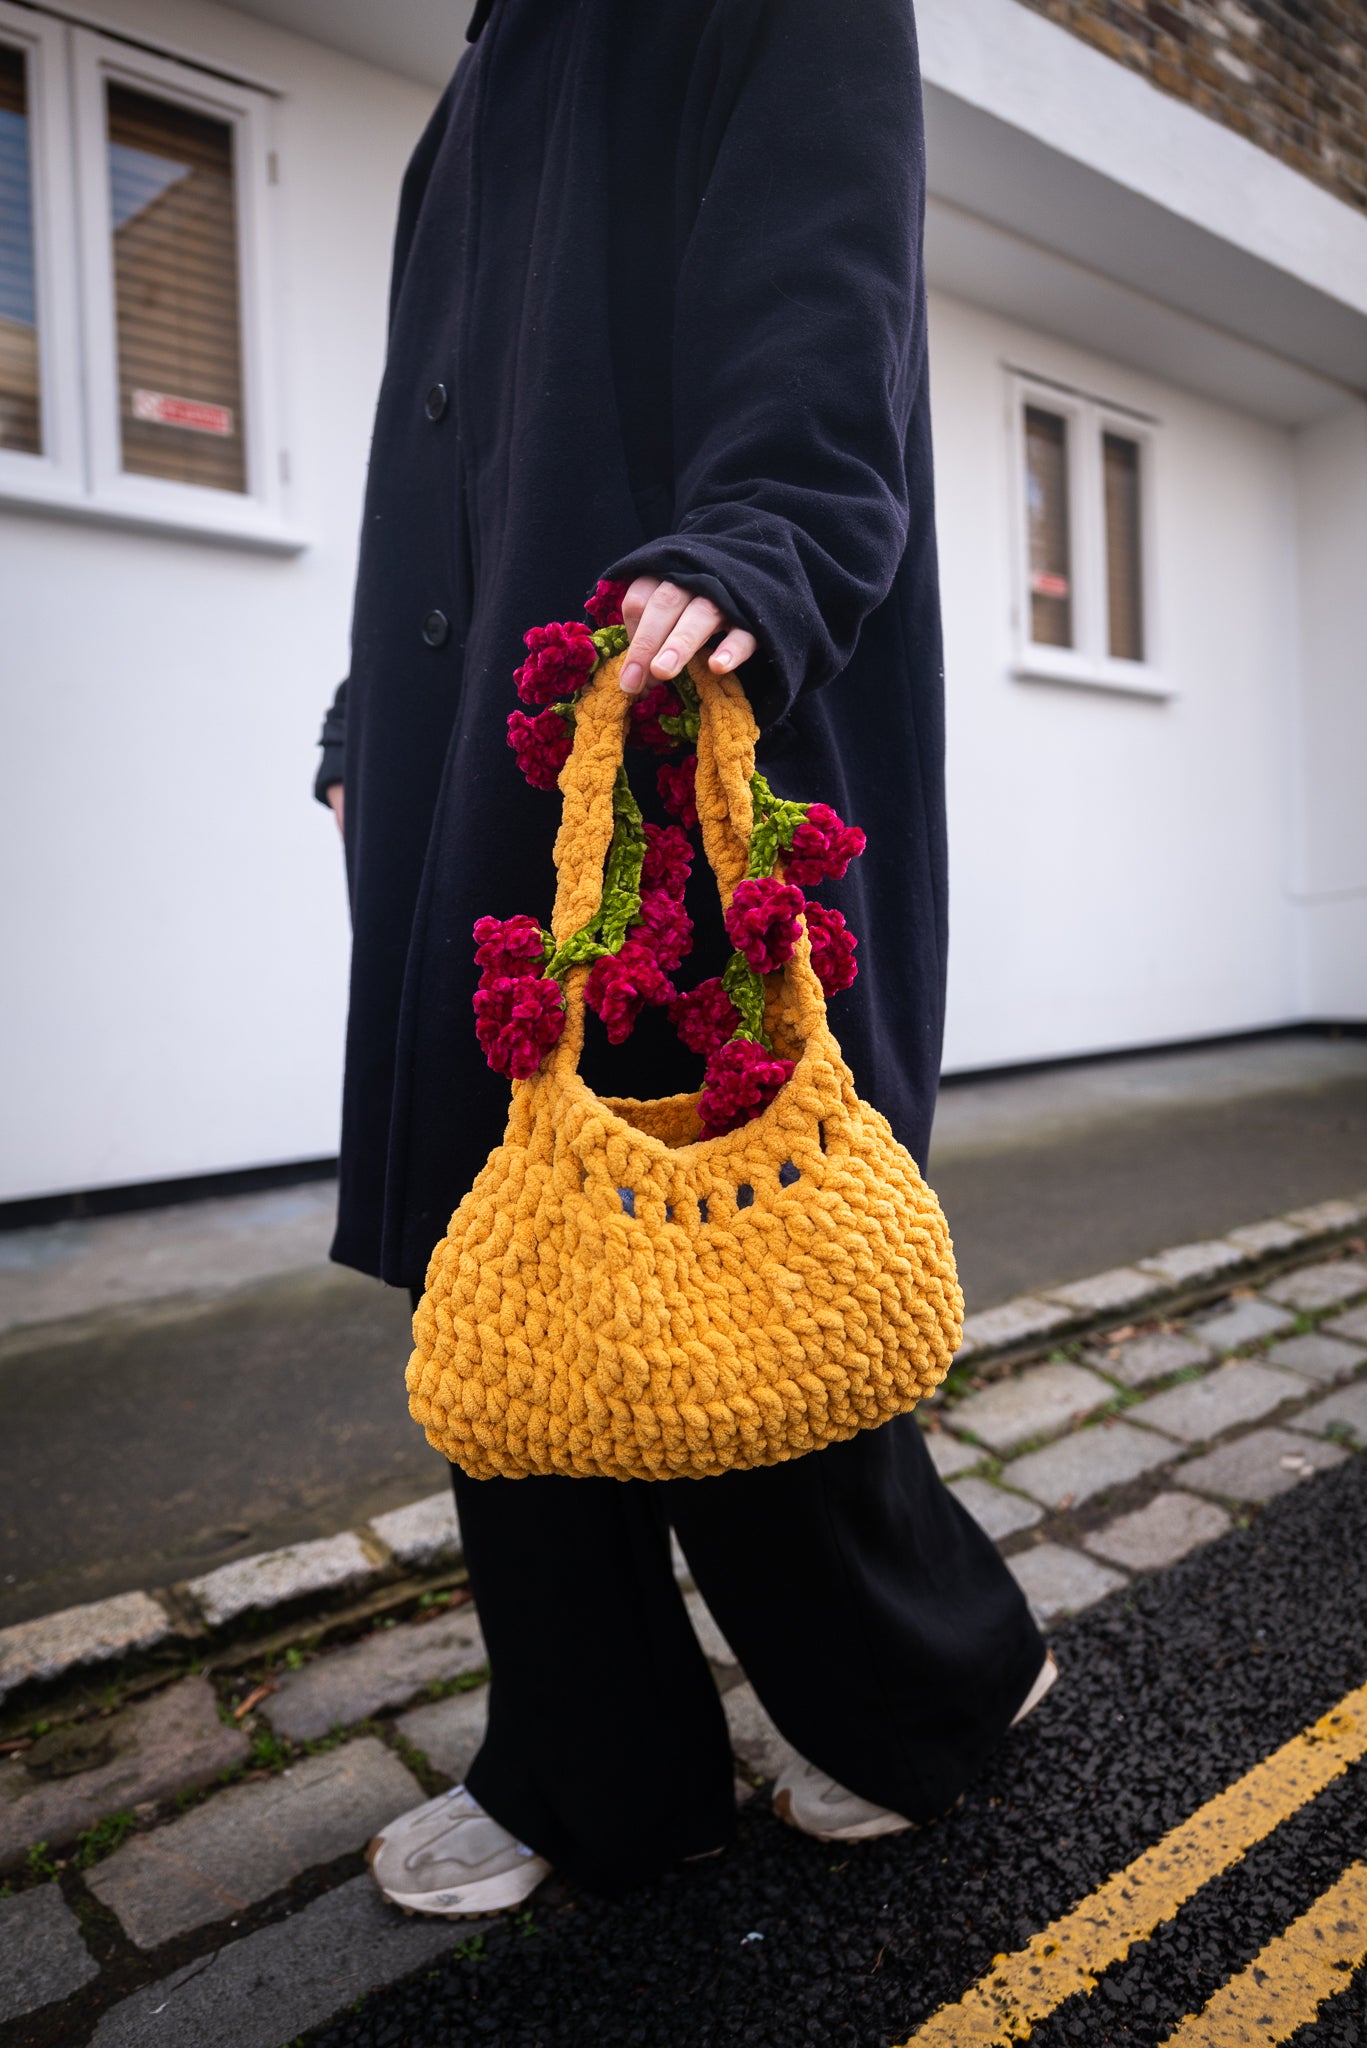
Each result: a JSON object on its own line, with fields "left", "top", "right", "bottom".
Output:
{"left": 1012, "top": 1650, "right": 1059, "bottom": 1726}
{"left": 367, "top": 1784, "right": 551, "bottom": 1917}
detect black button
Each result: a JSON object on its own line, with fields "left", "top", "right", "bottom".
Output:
{"left": 424, "top": 382, "right": 448, "bottom": 422}
{"left": 422, "top": 610, "right": 449, "bottom": 648}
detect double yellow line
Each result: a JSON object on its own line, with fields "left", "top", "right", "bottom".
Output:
{"left": 903, "top": 1681, "right": 1367, "bottom": 2045}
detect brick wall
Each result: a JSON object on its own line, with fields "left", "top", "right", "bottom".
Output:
{"left": 1013, "top": 1, "right": 1367, "bottom": 214}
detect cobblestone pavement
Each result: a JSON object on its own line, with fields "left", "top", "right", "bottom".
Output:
{"left": 0, "top": 1204, "right": 1364, "bottom": 2046}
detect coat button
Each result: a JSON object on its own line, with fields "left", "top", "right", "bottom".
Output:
{"left": 424, "top": 382, "right": 448, "bottom": 421}
{"left": 422, "top": 610, "right": 449, "bottom": 648}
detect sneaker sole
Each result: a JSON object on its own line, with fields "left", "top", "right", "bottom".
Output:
{"left": 1011, "top": 1651, "right": 1059, "bottom": 1727}
{"left": 365, "top": 1835, "right": 550, "bottom": 1918}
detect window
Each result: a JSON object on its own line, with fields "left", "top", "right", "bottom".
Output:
{"left": 0, "top": 6, "right": 292, "bottom": 546}
{"left": 1011, "top": 374, "right": 1163, "bottom": 697}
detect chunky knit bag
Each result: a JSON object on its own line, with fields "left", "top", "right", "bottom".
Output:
{"left": 407, "top": 652, "right": 963, "bottom": 1481}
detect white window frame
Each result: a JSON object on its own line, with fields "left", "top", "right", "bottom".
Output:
{"left": 1008, "top": 371, "right": 1167, "bottom": 700}
{"left": 0, "top": 11, "right": 300, "bottom": 552}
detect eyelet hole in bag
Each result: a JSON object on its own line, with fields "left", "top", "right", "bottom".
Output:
{"left": 779, "top": 1161, "right": 800, "bottom": 1187}
{"left": 736, "top": 1184, "right": 755, "bottom": 1209}
{"left": 817, "top": 1121, "right": 827, "bottom": 1152}
{"left": 698, "top": 1197, "right": 710, "bottom": 1225}
{"left": 618, "top": 1188, "right": 636, "bottom": 1217}
{"left": 665, "top": 1203, "right": 675, "bottom": 1223}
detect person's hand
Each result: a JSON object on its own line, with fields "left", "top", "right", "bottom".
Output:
{"left": 619, "top": 577, "right": 756, "bottom": 697}
{"left": 325, "top": 783, "right": 344, "bottom": 835}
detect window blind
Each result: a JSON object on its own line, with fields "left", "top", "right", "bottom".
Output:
{"left": 1103, "top": 432, "right": 1145, "bottom": 662}
{"left": 1025, "top": 406, "right": 1072, "bottom": 649}
{"left": 107, "top": 83, "right": 246, "bottom": 493}
{"left": 0, "top": 41, "right": 41, "bottom": 456}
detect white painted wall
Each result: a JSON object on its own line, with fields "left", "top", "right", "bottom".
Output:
{"left": 930, "top": 292, "right": 1305, "bottom": 1071}
{"left": 0, "top": 0, "right": 436, "bottom": 1201}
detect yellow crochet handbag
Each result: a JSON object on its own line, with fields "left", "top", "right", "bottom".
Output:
{"left": 407, "top": 652, "right": 963, "bottom": 1481}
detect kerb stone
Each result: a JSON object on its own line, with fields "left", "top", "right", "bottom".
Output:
{"left": 1084, "top": 1492, "right": 1232, "bottom": 1572}
{"left": 263, "top": 1605, "right": 486, "bottom": 1742}
{"left": 1263, "top": 1261, "right": 1367, "bottom": 1313}
{"left": 1041, "top": 1268, "right": 1160, "bottom": 1315}
{"left": 88, "top": 1872, "right": 464, "bottom": 2048}
{"left": 396, "top": 1685, "right": 490, "bottom": 1782}
{"left": 1138, "top": 1241, "right": 1248, "bottom": 1287}
{"left": 1083, "top": 1329, "right": 1214, "bottom": 1389}
{"left": 1225, "top": 1217, "right": 1311, "bottom": 1256}
{"left": 724, "top": 1684, "right": 798, "bottom": 1781}
{"left": 0, "top": 1884, "right": 98, "bottom": 2023}
{"left": 87, "top": 1737, "right": 422, "bottom": 1948}
{"left": 1283, "top": 1198, "right": 1366, "bottom": 1235}
{"left": 368, "top": 1491, "right": 462, "bottom": 1571}
{"left": 1191, "top": 1298, "right": 1295, "bottom": 1354}
{"left": 0, "top": 1592, "right": 173, "bottom": 1704}
{"left": 1263, "top": 1333, "right": 1366, "bottom": 1384}
{"left": 956, "top": 1296, "right": 1074, "bottom": 1358}
{"left": 188, "top": 1533, "right": 378, "bottom": 1629}
{"left": 1180, "top": 1427, "right": 1348, "bottom": 1503}
{"left": 1004, "top": 1420, "right": 1177, "bottom": 1509}
{"left": 1286, "top": 1381, "right": 1367, "bottom": 1445}
{"left": 1008, "top": 1545, "right": 1125, "bottom": 1624}
{"left": 1129, "top": 1361, "right": 1307, "bottom": 1444}
{"left": 0, "top": 1676, "right": 247, "bottom": 1874}
{"left": 948, "top": 1477, "right": 1043, "bottom": 1541}
{"left": 947, "top": 1362, "right": 1113, "bottom": 1454}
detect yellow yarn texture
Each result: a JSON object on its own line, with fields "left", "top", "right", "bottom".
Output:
{"left": 408, "top": 654, "right": 964, "bottom": 1481}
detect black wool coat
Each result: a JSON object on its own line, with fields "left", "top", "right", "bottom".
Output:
{"left": 318, "top": 0, "right": 948, "bottom": 1289}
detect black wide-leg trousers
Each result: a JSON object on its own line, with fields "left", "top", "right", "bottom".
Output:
{"left": 443, "top": 1414, "right": 1045, "bottom": 1894}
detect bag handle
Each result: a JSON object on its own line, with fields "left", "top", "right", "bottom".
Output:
{"left": 545, "top": 652, "right": 825, "bottom": 1082}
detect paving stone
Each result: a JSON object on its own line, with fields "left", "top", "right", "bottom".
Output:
{"left": 1263, "top": 1260, "right": 1367, "bottom": 1314}
{"left": 1282, "top": 1198, "right": 1367, "bottom": 1235}
{"left": 88, "top": 1871, "right": 463, "bottom": 2048}
{"left": 395, "top": 1684, "right": 489, "bottom": 1782}
{"left": 1263, "top": 1332, "right": 1366, "bottom": 1384}
{"left": 1138, "top": 1240, "right": 1249, "bottom": 1287}
{"left": 947, "top": 1362, "right": 1113, "bottom": 1454}
{"left": 922, "top": 1430, "right": 982, "bottom": 1480}
{"left": 87, "top": 1736, "right": 421, "bottom": 1948}
{"left": 1286, "top": 1380, "right": 1367, "bottom": 1446}
{"left": 723, "top": 1684, "right": 799, "bottom": 1781}
{"left": 1179, "top": 1427, "right": 1349, "bottom": 1503}
{"left": 1324, "top": 1303, "right": 1367, "bottom": 1345}
{"left": 0, "top": 1591, "right": 173, "bottom": 1704}
{"left": 1082, "top": 1329, "right": 1215, "bottom": 1389}
{"left": 1225, "top": 1216, "right": 1312, "bottom": 1256}
{"left": 948, "top": 1476, "right": 1044, "bottom": 1541}
{"left": 1007, "top": 1544, "right": 1126, "bottom": 1624}
{"left": 1084, "top": 1492, "right": 1232, "bottom": 1572}
{"left": 956, "top": 1295, "right": 1074, "bottom": 1358}
{"left": 1004, "top": 1420, "right": 1177, "bottom": 1510}
{"left": 1041, "top": 1268, "right": 1160, "bottom": 1315}
{"left": 188, "top": 1533, "right": 378, "bottom": 1629}
{"left": 368, "top": 1490, "right": 462, "bottom": 1570}
{"left": 0, "top": 1884, "right": 98, "bottom": 2023}
{"left": 1129, "top": 1361, "right": 1308, "bottom": 1444}
{"left": 1191, "top": 1297, "right": 1296, "bottom": 1353}
{"left": 263, "top": 1606, "right": 486, "bottom": 1742}
{"left": 685, "top": 1589, "right": 738, "bottom": 1667}
{"left": 0, "top": 1676, "right": 247, "bottom": 1874}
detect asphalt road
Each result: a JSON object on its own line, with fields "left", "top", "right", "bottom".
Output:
{"left": 305, "top": 1454, "right": 1367, "bottom": 2048}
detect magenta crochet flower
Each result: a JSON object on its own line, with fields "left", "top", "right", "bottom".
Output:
{"left": 657, "top": 753, "right": 698, "bottom": 828}
{"left": 697, "top": 1036, "right": 794, "bottom": 1138}
{"left": 669, "top": 978, "right": 740, "bottom": 1058}
{"left": 472, "top": 914, "right": 548, "bottom": 982}
{"left": 782, "top": 802, "right": 866, "bottom": 888}
{"left": 641, "top": 822, "right": 693, "bottom": 899}
{"left": 584, "top": 578, "right": 628, "bottom": 628}
{"left": 473, "top": 973, "right": 566, "bottom": 1079}
{"left": 723, "top": 876, "right": 806, "bottom": 975}
{"left": 635, "top": 888, "right": 693, "bottom": 972}
{"left": 584, "top": 940, "right": 675, "bottom": 1044}
{"left": 629, "top": 680, "right": 684, "bottom": 755}
{"left": 514, "top": 620, "right": 598, "bottom": 707}
{"left": 803, "top": 899, "right": 858, "bottom": 996}
{"left": 506, "top": 707, "right": 573, "bottom": 790}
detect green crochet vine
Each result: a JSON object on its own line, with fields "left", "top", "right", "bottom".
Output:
{"left": 545, "top": 768, "right": 646, "bottom": 982}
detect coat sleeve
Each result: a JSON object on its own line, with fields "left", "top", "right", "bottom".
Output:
{"left": 313, "top": 677, "right": 348, "bottom": 804}
{"left": 603, "top": 0, "right": 927, "bottom": 727}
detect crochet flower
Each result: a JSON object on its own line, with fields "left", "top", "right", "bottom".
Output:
{"left": 473, "top": 913, "right": 549, "bottom": 982}
{"left": 782, "top": 802, "right": 866, "bottom": 888}
{"left": 803, "top": 899, "right": 858, "bottom": 996}
{"left": 657, "top": 753, "right": 698, "bottom": 828}
{"left": 669, "top": 978, "right": 740, "bottom": 1058}
{"left": 506, "top": 707, "right": 573, "bottom": 790}
{"left": 697, "top": 1035, "right": 795, "bottom": 1138}
{"left": 723, "top": 877, "right": 806, "bottom": 976}
{"left": 584, "top": 940, "right": 674, "bottom": 1044}
{"left": 584, "top": 578, "right": 628, "bottom": 629}
{"left": 629, "top": 680, "right": 684, "bottom": 755}
{"left": 514, "top": 620, "right": 598, "bottom": 707}
{"left": 473, "top": 973, "right": 565, "bottom": 1079}
{"left": 641, "top": 822, "right": 693, "bottom": 900}
{"left": 635, "top": 888, "right": 693, "bottom": 973}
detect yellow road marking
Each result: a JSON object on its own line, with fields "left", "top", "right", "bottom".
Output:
{"left": 903, "top": 1682, "right": 1367, "bottom": 2046}
{"left": 1158, "top": 1861, "right": 1367, "bottom": 2045}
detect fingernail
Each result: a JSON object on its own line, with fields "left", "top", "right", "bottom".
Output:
{"left": 621, "top": 662, "right": 642, "bottom": 694}
{"left": 714, "top": 650, "right": 733, "bottom": 669}
{"left": 655, "top": 648, "right": 680, "bottom": 678}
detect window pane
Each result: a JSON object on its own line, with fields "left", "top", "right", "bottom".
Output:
{"left": 107, "top": 83, "right": 246, "bottom": 492}
{"left": 0, "top": 43, "right": 41, "bottom": 456}
{"left": 1025, "top": 406, "right": 1072, "bottom": 648}
{"left": 1104, "top": 432, "right": 1145, "bottom": 662}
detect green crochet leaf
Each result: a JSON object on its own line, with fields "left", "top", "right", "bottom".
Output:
{"left": 747, "top": 772, "right": 809, "bottom": 879}
{"left": 591, "top": 624, "right": 630, "bottom": 658}
{"left": 657, "top": 666, "right": 701, "bottom": 745}
{"left": 721, "top": 949, "right": 770, "bottom": 1046}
